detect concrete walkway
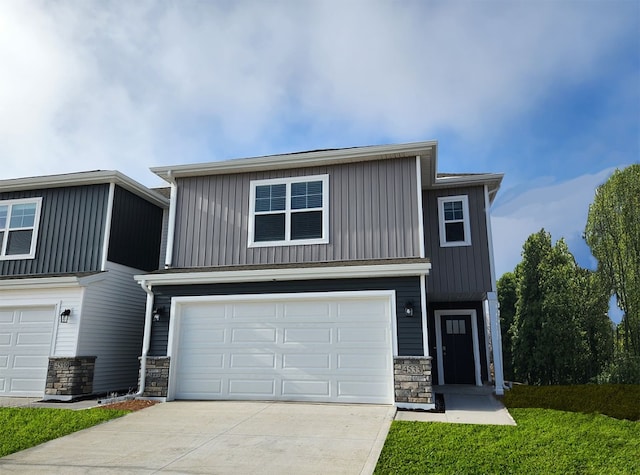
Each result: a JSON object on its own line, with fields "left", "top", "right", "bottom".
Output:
{"left": 0, "top": 401, "right": 396, "bottom": 474}
{"left": 395, "top": 385, "right": 516, "bottom": 426}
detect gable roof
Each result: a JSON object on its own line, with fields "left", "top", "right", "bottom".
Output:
{"left": 151, "top": 140, "right": 503, "bottom": 203}
{"left": 0, "top": 170, "right": 169, "bottom": 208}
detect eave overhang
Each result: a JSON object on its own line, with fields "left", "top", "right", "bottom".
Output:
{"left": 135, "top": 260, "right": 431, "bottom": 287}
{"left": 0, "top": 272, "right": 107, "bottom": 290}
{"left": 0, "top": 170, "right": 169, "bottom": 208}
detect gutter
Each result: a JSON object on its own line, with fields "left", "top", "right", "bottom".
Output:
{"left": 164, "top": 170, "right": 177, "bottom": 269}
{"left": 133, "top": 279, "right": 154, "bottom": 398}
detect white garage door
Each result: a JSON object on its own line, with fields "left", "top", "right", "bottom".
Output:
{"left": 171, "top": 292, "right": 395, "bottom": 404}
{"left": 0, "top": 306, "right": 55, "bottom": 397}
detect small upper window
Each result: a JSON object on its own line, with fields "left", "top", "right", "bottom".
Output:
{"left": 0, "top": 197, "right": 42, "bottom": 259}
{"left": 249, "top": 175, "right": 329, "bottom": 247}
{"left": 438, "top": 195, "right": 471, "bottom": 247}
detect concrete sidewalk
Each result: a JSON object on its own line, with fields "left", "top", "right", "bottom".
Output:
{"left": 0, "top": 401, "right": 396, "bottom": 474}
{"left": 395, "top": 385, "right": 516, "bottom": 426}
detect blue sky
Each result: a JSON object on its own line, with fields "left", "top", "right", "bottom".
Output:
{"left": 1, "top": 1, "right": 638, "bottom": 296}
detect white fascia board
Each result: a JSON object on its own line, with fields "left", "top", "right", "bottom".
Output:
{"left": 135, "top": 262, "right": 432, "bottom": 286}
{"left": 0, "top": 170, "right": 168, "bottom": 208}
{"left": 0, "top": 273, "right": 107, "bottom": 290}
{"left": 151, "top": 141, "right": 438, "bottom": 180}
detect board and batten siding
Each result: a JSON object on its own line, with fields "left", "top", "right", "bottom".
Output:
{"left": 107, "top": 185, "right": 164, "bottom": 272}
{"left": 77, "top": 261, "right": 147, "bottom": 393}
{"left": 149, "top": 276, "right": 424, "bottom": 357}
{"left": 422, "top": 186, "right": 492, "bottom": 298}
{"left": 172, "top": 157, "right": 421, "bottom": 267}
{"left": 0, "top": 185, "right": 109, "bottom": 276}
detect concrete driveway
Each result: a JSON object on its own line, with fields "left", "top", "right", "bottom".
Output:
{"left": 0, "top": 401, "right": 395, "bottom": 474}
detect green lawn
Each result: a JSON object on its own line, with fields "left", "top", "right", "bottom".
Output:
{"left": 0, "top": 407, "right": 128, "bottom": 458}
{"left": 375, "top": 385, "right": 640, "bottom": 474}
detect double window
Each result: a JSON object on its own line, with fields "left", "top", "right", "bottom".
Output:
{"left": 438, "top": 195, "right": 471, "bottom": 247}
{"left": 249, "top": 175, "right": 329, "bottom": 246}
{"left": 0, "top": 198, "right": 42, "bottom": 259}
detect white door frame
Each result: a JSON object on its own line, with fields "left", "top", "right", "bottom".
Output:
{"left": 166, "top": 290, "right": 398, "bottom": 402}
{"left": 434, "top": 309, "right": 482, "bottom": 386}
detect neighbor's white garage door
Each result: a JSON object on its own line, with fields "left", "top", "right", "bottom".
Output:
{"left": 0, "top": 306, "right": 55, "bottom": 397}
{"left": 171, "top": 293, "right": 394, "bottom": 404}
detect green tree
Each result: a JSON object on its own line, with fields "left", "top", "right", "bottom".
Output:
{"left": 511, "top": 230, "right": 605, "bottom": 385}
{"left": 585, "top": 164, "right": 640, "bottom": 357}
{"left": 497, "top": 271, "right": 517, "bottom": 381}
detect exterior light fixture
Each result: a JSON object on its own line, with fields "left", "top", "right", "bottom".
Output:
{"left": 152, "top": 307, "right": 163, "bottom": 323}
{"left": 60, "top": 309, "right": 71, "bottom": 323}
{"left": 404, "top": 301, "right": 415, "bottom": 317}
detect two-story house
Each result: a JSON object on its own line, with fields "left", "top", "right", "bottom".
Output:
{"left": 135, "top": 141, "right": 504, "bottom": 409}
{"left": 0, "top": 171, "right": 167, "bottom": 400}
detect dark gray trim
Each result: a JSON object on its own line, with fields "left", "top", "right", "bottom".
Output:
{"left": 149, "top": 277, "right": 424, "bottom": 357}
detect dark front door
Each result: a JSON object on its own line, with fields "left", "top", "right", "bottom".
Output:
{"left": 441, "top": 315, "right": 475, "bottom": 384}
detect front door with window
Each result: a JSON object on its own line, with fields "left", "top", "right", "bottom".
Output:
{"left": 440, "top": 315, "right": 475, "bottom": 384}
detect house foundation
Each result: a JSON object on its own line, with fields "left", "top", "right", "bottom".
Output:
{"left": 44, "top": 356, "right": 97, "bottom": 401}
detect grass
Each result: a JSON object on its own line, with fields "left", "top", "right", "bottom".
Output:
{"left": 375, "top": 385, "right": 640, "bottom": 474}
{"left": 0, "top": 407, "right": 128, "bottom": 457}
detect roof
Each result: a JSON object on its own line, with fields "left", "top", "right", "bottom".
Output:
{"left": 0, "top": 170, "right": 169, "bottom": 208}
{"left": 150, "top": 140, "right": 503, "bottom": 203}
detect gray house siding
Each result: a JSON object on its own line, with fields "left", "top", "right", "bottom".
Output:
{"left": 107, "top": 185, "right": 164, "bottom": 272}
{"left": 149, "top": 276, "right": 424, "bottom": 357}
{"left": 172, "top": 157, "right": 421, "bottom": 268}
{"left": 0, "top": 185, "right": 108, "bottom": 276}
{"left": 423, "top": 186, "right": 492, "bottom": 299}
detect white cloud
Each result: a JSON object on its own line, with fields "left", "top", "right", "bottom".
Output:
{"left": 0, "top": 1, "right": 635, "bottom": 184}
{"left": 491, "top": 168, "right": 618, "bottom": 277}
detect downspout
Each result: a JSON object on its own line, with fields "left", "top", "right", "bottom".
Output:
{"left": 164, "top": 170, "right": 177, "bottom": 269}
{"left": 133, "top": 279, "right": 154, "bottom": 398}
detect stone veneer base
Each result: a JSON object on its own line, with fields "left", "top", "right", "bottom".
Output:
{"left": 140, "top": 356, "right": 170, "bottom": 398}
{"left": 44, "top": 356, "right": 97, "bottom": 401}
{"left": 393, "top": 356, "right": 434, "bottom": 409}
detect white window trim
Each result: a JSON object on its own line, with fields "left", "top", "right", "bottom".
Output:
{"left": 0, "top": 197, "right": 43, "bottom": 260}
{"left": 248, "top": 174, "right": 329, "bottom": 247}
{"left": 437, "top": 195, "right": 471, "bottom": 247}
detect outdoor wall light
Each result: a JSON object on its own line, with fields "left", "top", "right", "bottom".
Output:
{"left": 152, "top": 307, "right": 164, "bottom": 323}
{"left": 404, "top": 301, "right": 415, "bottom": 317}
{"left": 60, "top": 309, "right": 71, "bottom": 324}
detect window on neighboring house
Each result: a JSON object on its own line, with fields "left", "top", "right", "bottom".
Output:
{"left": 0, "top": 197, "right": 42, "bottom": 259}
{"left": 249, "top": 175, "right": 329, "bottom": 246}
{"left": 438, "top": 195, "right": 471, "bottom": 247}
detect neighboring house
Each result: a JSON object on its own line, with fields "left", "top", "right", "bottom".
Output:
{"left": 0, "top": 171, "right": 167, "bottom": 400}
{"left": 135, "top": 141, "right": 505, "bottom": 409}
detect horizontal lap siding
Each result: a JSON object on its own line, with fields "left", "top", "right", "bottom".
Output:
{"left": 172, "top": 158, "right": 420, "bottom": 267}
{"left": 149, "top": 277, "right": 423, "bottom": 357}
{"left": 77, "top": 261, "right": 147, "bottom": 393}
{"left": 0, "top": 186, "right": 108, "bottom": 275}
{"left": 423, "top": 186, "right": 492, "bottom": 297}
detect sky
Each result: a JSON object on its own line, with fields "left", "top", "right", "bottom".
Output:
{"left": 1, "top": 1, "right": 638, "bottom": 294}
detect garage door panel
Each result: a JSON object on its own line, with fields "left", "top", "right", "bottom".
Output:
{"left": 231, "top": 302, "right": 278, "bottom": 319}
{"left": 283, "top": 353, "right": 330, "bottom": 369}
{"left": 230, "top": 353, "right": 276, "bottom": 369}
{"left": 283, "top": 327, "right": 332, "bottom": 344}
{"left": 229, "top": 379, "right": 275, "bottom": 396}
{"left": 282, "top": 380, "right": 330, "bottom": 397}
{"left": 174, "top": 294, "right": 394, "bottom": 404}
{"left": 231, "top": 328, "right": 277, "bottom": 343}
{"left": 0, "top": 306, "right": 54, "bottom": 397}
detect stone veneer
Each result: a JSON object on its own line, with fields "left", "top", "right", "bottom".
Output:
{"left": 140, "top": 356, "right": 170, "bottom": 398}
{"left": 394, "top": 356, "right": 433, "bottom": 406}
{"left": 44, "top": 356, "right": 96, "bottom": 400}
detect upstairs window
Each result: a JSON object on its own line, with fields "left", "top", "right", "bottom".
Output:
{"left": 249, "top": 175, "right": 329, "bottom": 247}
{"left": 0, "top": 197, "right": 42, "bottom": 259}
{"left": 438, "top": 195, "right": 471, "bottom": 247}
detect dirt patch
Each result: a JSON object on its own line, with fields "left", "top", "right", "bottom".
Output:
{"left": 99, "top": 399, "right": 159, "bottom": 411}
